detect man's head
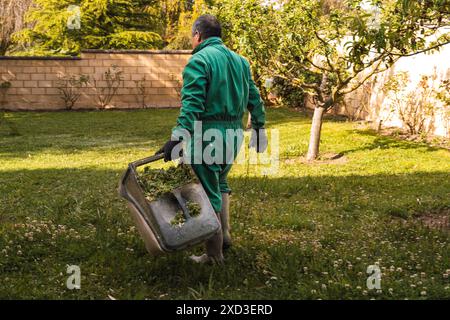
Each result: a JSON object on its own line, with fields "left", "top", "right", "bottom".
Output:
{"left": 191, "top": 14, "right": 222, "bottom": 49}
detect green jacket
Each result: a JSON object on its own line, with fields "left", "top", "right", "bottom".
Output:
{"left": 172, "top": 37, "right": 265, "bottom": 136}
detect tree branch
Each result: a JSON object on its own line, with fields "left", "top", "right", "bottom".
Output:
{"left": 389, "top": 39, "right": 450, "bottom": 57}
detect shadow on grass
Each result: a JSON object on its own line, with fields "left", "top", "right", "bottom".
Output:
{"left": 1, "top": 108, "right": 382, "bottom": 160}
{"left": 342, "top": 129, "right": 442, "bottom": 155}
{"left": 0, "top": 109, "right": 180, "bottom": 157}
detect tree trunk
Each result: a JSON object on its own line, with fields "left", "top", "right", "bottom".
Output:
{"left": 306, "top": 106, "right": 325, "bottom": 161}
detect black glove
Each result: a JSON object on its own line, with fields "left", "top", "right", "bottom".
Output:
{"left": 249, "top": 128, "right": 268, "bottom": 153}
{"left": 156, "top": 139, "right": 182, "bottom": 162}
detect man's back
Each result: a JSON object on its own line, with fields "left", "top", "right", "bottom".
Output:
{"left": 175, "top": 36, "right": 265, "bottom": 134}
{"left": 193, "top": 37, "right": 250, "bottom": 122}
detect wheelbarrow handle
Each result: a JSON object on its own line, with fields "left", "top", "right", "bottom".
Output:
{"left": 129, "top": 153, "right": 164, "bottom": 169}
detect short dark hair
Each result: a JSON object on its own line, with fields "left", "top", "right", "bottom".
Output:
{"left": 192, "top": 14, "right": 222, "bottom": 40}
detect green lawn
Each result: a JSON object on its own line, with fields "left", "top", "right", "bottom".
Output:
{"left": 0, "top": 108, "right": 449, "bottom": 299}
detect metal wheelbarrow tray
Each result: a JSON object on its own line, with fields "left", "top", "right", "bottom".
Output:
{"left": 118, "top": 154, "right": 220, "bottom": 255}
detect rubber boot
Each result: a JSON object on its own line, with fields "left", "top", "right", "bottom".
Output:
{"left": 220, "top": 193, "right": 232, "bottom": 250}
{"left": 190, "top": 213, "right": 224, "bottom": 264}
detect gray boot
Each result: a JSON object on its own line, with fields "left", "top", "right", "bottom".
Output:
{"left": 220, "top": 192, "right": 232, "bottom": 250}
{"left": 190, "top": 213, "right": 224, "bottom": 264}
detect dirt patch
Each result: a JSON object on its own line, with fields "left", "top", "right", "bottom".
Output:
{"left": 417, "top": 210, "right": 450, "bottom": 233}
{"left": 284, "top": 153, "right": 348, "bottom": 165}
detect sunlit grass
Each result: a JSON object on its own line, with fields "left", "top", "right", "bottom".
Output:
{"left": 0, "top": 108, "right": 449, "bottom": 299}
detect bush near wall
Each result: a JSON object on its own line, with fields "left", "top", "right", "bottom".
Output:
{"left": 0, "top": 50, "right": 191, "bottom": 111}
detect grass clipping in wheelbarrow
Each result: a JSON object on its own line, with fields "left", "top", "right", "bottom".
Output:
{"left": 137, "top": 165, "right": 202, "bottom": 225}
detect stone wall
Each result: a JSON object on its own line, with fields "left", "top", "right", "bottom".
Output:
{"left": 0, "top": 50, "right": 191, "bottom": 110}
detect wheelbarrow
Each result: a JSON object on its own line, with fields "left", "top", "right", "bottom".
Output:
{"left": 118, "top": 153, "right": 220, "bottom": 255}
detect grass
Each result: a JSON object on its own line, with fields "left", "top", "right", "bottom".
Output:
{"left": 0, "top": 108, "right": 449, "bottom": 300}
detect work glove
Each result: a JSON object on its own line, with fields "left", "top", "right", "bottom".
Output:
{"left": 249, "top": 128, "right": 268, "bottom": 153}
{"left": 156, "top": 139, "right": 183, "bottom": 162}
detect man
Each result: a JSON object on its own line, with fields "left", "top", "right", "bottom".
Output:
{"left": 157, "top": 14, "right": 266, "bottom": 264}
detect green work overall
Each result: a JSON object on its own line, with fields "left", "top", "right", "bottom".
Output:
{"left": 172, "top": 37, "right": 265, "bottom": 213}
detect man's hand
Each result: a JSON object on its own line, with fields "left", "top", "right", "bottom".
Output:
{"left": 155, "top": 140, "right": 183, "bottom": 162}
{"left": 249, "top": 128, "right": 268, "bottom": 153}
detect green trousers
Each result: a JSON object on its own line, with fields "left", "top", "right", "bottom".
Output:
{"left": 187, "top": 120, "right": 243, "bottom": 213}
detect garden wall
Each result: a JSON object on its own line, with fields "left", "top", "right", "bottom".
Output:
{"left": 335, "top": 44, "right": 450, "bottom": 138}
{"left": 0, "top": 50, "right": 191, "bottom": 110}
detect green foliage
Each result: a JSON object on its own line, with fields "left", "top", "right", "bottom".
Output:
{"left": 171, "top": 210, "right": 187, "bottom": 226}
{"left": 213, "top": 0, "right": 279, "bottom": 98}
{"left": 165, "top": 0, "right": 210, "bottom": 50}
{"left": 271, "top": 77, "right": 306, "bottom": 109}
{"left": 215, "top": 0, "right": 450, "bottom": 109}
{"left": 170, "top": 201, "right": 201, "bottom": 226}
{"left": 12, "top": 0, "right": 164, "bottom": 55}
{"left": 138, "top": 165, "right": 196, "bottom": 202}
{"left": 159, "top": 0, "right": 191, "bottom": 44}
{"left": 108, "top": 31, "right": 163, "bottom": 49}
{"left": 186, "top": 200, "right": 201, "bottom": 217}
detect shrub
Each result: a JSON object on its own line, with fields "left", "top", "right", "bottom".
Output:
{"left": 383, "top": 72, "right": 436, "bottom": 136}
{"left": 92, "top": 65, "right": 123, "bottom": 109}
{"left": 55, "top": 74, "right": 90, "bottom": 110}
{"left": 272, "top": 77, "right": 305, "bottom": 109}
